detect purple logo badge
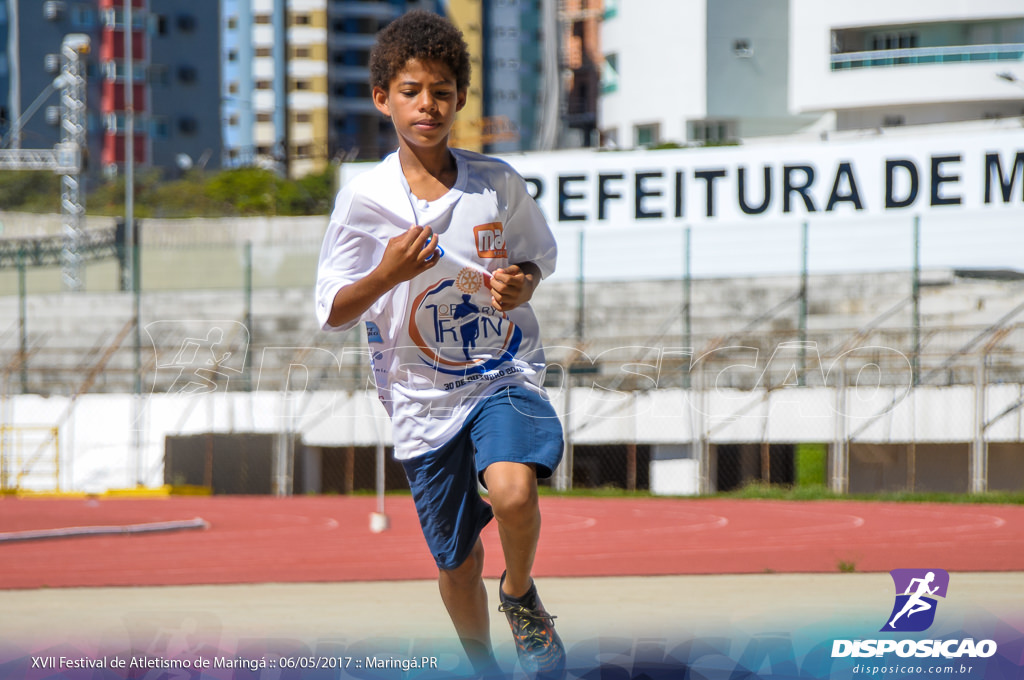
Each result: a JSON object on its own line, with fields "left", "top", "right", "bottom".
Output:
{"left": 881, "top": 569, "right": 949, "bottom": 632}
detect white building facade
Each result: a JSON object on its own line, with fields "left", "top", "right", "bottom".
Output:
{"left": 599, "top": 0, "right": 1024, "bottom": 147}
{"left": 792, "top": 0, "right": 1024, "bottom": 131}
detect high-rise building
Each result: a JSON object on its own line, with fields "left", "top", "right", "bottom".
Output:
{"left": 792, "top": 0, "right": 1024, "bottom": 131}
{"left": 326, "top": 0, "right": 442, "bottom": 161}
{"left": 1, "top": 0, "right": 221, "bottom": 176}
{"left": 445, "top": 0, "right": 485, "bottom": 152}
{"left": 287, "top": 0, "right": 328, "bottom": 177}
{"left": 146, "top": 1, "right": 222, "bottom": 171}
{"left": 599, "top": 0, "right": 1024, "bottom": 149}
{"left": 600, "top": 0, "right": 819, "bottom": 149}
{"left": 561, "top": 0, "right": 601, "bottom": 148}
{"left": 222, "top": 0, "right": 255, "bottom": 166}
{"left": 481, "top": 0, "right": 549, "bottom": 153}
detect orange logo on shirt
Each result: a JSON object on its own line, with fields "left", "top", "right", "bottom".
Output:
{"left": 474, "top": 222, "right": 507, "bottom": 258}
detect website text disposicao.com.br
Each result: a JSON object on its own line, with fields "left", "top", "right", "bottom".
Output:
{"left": 849, "top": 662, "right": 980, "bottom": 676}
{"left": 835, "top": 638, "right": 997, "bottom": 676}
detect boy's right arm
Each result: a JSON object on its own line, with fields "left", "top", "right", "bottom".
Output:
{"left": 325, "top": 224, "right": 440, "bottom": 328}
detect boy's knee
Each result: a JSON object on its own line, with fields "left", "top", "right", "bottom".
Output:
{"left": 441, "top": 540, "right": 485, "bottom": 586}
{"left": 488, "top": 477, "right": 538, "bottom": 524}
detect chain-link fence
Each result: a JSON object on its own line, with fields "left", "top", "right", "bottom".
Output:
{"left": 1, "top": 212, "right": 1023, "bottom": 495}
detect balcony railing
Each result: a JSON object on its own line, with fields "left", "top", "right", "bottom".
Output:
{"left": 831, "top": 43, "right": 1024, "bottom": 71}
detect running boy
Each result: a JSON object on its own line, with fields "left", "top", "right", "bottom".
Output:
{"left": 314, "top": 10, "right": 565, "bottom": 678}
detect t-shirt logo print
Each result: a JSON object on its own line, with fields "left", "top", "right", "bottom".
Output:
{"left": 408, "top": 273, "right": 522, "bottom": 378}
{"left": 881, "top": 569, "right": 949, "bottom": 632}
{"left": 474, "top": 222, "right": 507, "bottom": 258}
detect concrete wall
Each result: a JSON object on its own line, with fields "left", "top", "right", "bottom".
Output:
{"left": 4, "top": 384, "right": 1023, "bottom": 493}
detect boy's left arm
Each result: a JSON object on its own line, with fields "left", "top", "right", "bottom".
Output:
{"left": 489, "top": 261, "right": 541, "bottom": 312}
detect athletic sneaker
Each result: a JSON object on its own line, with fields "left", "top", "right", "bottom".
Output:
{"left": 498, "top": 572, "right": 566, "bottom": 678}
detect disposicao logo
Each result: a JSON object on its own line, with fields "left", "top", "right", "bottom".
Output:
{"left": 882, "top": 568, "right": 949, "bottom": 633}
{"left": 831, "top": 568, "right": 998, "bottom": 660}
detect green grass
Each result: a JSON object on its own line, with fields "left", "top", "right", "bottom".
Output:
{"left": 535, "top": 480, "right": 1024, "bottom": 504}
{"left": 795, "top": 443, "right": 828, "bottom": 486}
{"left": 719, "top": 480, "right": 1024, "bottom": 505}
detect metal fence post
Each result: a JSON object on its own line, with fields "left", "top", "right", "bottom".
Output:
{"left": 911, "top": 215, "right": 921, "bottom": 386}
{"left": 799, "top": 221, "right": 809, "bottom": 385}
{"left": 244, "top": 240, "right": 253, "bottom": 391}
{"left": 682, "top": 226, "right": 692, "bottom": 388}
{"left": 832, "top": 362, "right": 849, "bottom": 493}
{"left": 17, "top": 248, "right": 28, "bottom": 393}
{"left": 971, "top": 354, "right": 988, "bottom": 493}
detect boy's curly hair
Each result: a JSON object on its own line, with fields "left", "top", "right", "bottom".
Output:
{"left": 369, "top": 10, "right": 471, "bottom": 92}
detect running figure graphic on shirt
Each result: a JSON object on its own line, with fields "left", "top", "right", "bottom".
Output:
{"left": 453, "top": 294, "right": 481, "bottom": 360}
{"left": 888, "top": 571, "right": 939, "bottom": 628}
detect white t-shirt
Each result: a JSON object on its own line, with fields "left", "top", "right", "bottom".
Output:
{"left": 315, "top": 148, "right": 558, "bottom": 459}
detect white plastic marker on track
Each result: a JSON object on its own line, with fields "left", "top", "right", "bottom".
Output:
{"left": 0, "top": 517, "right": 210, "bottom": 543}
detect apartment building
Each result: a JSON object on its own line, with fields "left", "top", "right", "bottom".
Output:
{"left": 599, "top": 0, "right": 1024, "bottom": 148}
{"left": 1, "top": 0, "right": 221, "bottom": 175}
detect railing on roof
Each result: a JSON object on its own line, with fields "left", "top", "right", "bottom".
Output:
{"left": 831, "top": 42, "right": 1024, "bottom": 71}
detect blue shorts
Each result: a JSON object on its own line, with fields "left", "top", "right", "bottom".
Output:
{"left": 401, "top": 385, "right": 564, "bottom": 571}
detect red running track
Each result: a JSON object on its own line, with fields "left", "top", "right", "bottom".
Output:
{"left": 1, "top": 495, "right": 1023, "bottom": 589}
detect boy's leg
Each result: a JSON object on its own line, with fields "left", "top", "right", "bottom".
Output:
{"left": 481, "top": 461, "right": 541, "bottom": 598}
{"left": 437, "top": 538, "right": 497, "bottom": 673}
{"left": 484, "top": 459, "right": 566, "bottom": 677}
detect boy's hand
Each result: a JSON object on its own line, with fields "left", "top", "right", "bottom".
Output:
{"left": 377, "top": 225, "right": 439, "bottom": 286}
{"left": 489, "top": 263, "right": 539, "bottom": 312}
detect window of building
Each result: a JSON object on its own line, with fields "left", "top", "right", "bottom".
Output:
{"left": 603, "top": 0, "right": 618, "bottom": 20}
{"left": 44, "top": 1, "right": 65, "bottom": 21}
{"left": 177, "top": 13, "right": 196, "bottom": 32}
{"left": 178, "top": 116, "right": 198, "bottom": 134}
{"left": 882, "top": 114, "right": 905, "bottom": 127}
{"left": 868, "top": 31, "right": 918, "bottom": 51}
{"left": 151, "top": 117, "right": 169, "bottom": 139}
{"left": 256, "top": 112, "right": 273, "bottom": 123}
{"left": 255, "top": 14, "right": 271, "bottom": 25}
{"left": 71, "top": 5, "right": 97, "bottom": 29}
{"left": 293, "top": 14, "right": 310, "bottom": 25}
{"left": 256, "top": 79, "right": 272, "bottom": 90}
{"left": 601, "top": 53, "right": 619, "bottom": 94}
{"left": 177, "top": 65, "right": 198, "bottom": 84}
{"left": 102, "top": 60, "right": 146, "bottom": 82}
{"left": 294, "top": 46, "right": 311, "bottom": 59}
{"left": 227, "top": 16, "right": 237, "bottom": 30}
{"left": 295, "top": 112, "right": 312, "bottom": 123}
{"left": 255, "top": 47, "right": 273, "bottom": 58}
{"left": 295, "top": 144, "right": 312, "bottom": 156}
{"left": 634, "top": 123, "right": 659, "bottom": 148}
{"left": 227, "top": 49, "right": 238, "bottom": 62}
{"left": 102, "top": 7, "right": 146, "bottom": 30}
{"left": 294, "top": 80, "right": 311, "bottom": 90}
{"left": 689, "top": 119, "right": 736, "bottom": 144}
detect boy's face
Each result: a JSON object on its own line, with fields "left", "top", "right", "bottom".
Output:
{"left": 373, "top": 59, "right": 466, "bottom": 154}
